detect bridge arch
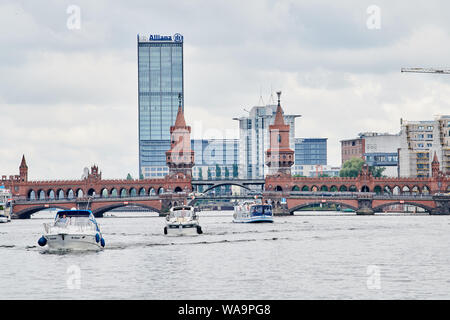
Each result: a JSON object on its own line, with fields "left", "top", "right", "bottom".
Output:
{"left": 349, "top": 185, "right": 357, "bottom": 192}
{"left": 13, "top": 205, "right": 74, "bottom": 219}
{"left": 57, "top": 189, "right": 64, "bottom": 199}
{"left": 111, "top": 188, "right": 118, "bottom": 197}
{"left": 202, "top": 182, "right": 251, "bottom": 194}
{"left": 320, "top": 185, "right": 328, "bottom": 192}
{"left": 120, "top": 188, "right": 128, "bottom": 197}
{"left": 373, "top": 202, "right": 433, "bottom": 213}
{"left": 374, "top": 185, "right": 382, "bottom": 194}
{"left": 101, "top": 188, "right": 109, "bottom": 198}
{"left": 275, "top": 185, "right": 283, "bottom": 192}
{"left": 361, "top": 185, "right": 370, "bottom": 192}
{"left": 174, "top": 186, "right": 183, "bottom": 193}
{"left": 292, "top": 185, "right": 300, "bottom": 191}
{"left": 67, "top": 189, "right": 75, "bottom": 199}
{"left": 129, "top": 188, "right": 137, "bottom": 197}
{"left": 149, "top": 188, "right": 156, "bottom": 196}
{"left": 28, "top": 189, "right": 36, "bottom": 200}
{"left": 339, "top": 185, "right": 348, "bottom": 192}
{"left": 47, "top": 189, "right": 55, "bottom": 199}
{"left": 76, "top": 188, "right": 84, "bottom": 198}
{"left": 139, "top": 187, "right": 146, "bottom": 196}
{"left": 330, "top": 185, "right": 338, "bottom": 192}
{"left": 302, "top": 186, "right": 309, "bottom": 191}
{"left": 158, "top": 187, "right": 165, "bottom": 195}
{"left": 289, "top": 201, "right": 358, "bottom": 214}
{"left": 92, "top": 203, "right": 161, "bottom": 217}
{"left": 38, "top": 190, "right": 45, "bottom": 200}
{"left": 87, "top": 188, "right": 96, "bottom": 197}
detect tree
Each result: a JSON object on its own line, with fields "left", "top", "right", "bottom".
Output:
{"left": 339, "top": 158, "right": 365, "bottom": 177}
{"left": 232, "top": 164, "right": 239, "bottom": 178}
{"left": 339, "top": 157, "right": 386, "bottom": 178}
{"left": 370, "top": 166, "right": 386, "bottom": 178}
{"left": 126, "top": 173, "right": 133, "bottom": 180}
{"left": 215, "top": 164, "right": 221, "bottom": 179}
{"left": 224, "top": 167, "right": 230, "bottom": 178}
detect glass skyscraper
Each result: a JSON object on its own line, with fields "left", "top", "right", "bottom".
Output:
{"left": 137, "top": 33, "right": 184, "bottom": 178}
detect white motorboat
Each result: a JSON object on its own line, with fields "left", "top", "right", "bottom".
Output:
{"left": 38, "top": 210, "right": 105, "bottom": 251}
{"left": 233, "top": 202, "right": 274, "bottom": 223}
{"left": 0, "top": 186, "right": 12, "bottom": 223}
{"left": 164, "top": 205, "right": 203, "bottom": 236}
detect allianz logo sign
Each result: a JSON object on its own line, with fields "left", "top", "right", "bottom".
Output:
{"left": 148, "top": 33, "right": 183, "bottom": 42}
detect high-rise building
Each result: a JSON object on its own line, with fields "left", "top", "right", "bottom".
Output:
{"left": 191, "top": 139, "right": 239, "bottom": 180}
{"left": 137, "top": 33, "right": 184, "bottom": 179}
{"left": 294, "top": 138, "right": 327, "bottom": 165}
{"left": 233, "top": 100, "right": 300, "bottom": 179}
{"left": 398, "top": 115, "right": 450, "bottom": 177}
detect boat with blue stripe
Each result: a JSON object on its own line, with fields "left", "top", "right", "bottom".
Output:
{"left": 38, "top": 209, "right": 105, "bottom": 251}
{"left": 233, "top": 202, "right": 274, "bottom": 223}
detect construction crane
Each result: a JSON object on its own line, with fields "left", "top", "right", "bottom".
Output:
{"left": 401, "top": 67, "right": 450, "bottom": 74}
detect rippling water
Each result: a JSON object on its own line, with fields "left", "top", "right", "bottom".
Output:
{"left": 1, "top": 211, "right": 450, "bottom": 299}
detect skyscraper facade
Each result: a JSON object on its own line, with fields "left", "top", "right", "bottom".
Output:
{"left": 137, "top": 33, "right": 184, "bottom": 178}
{"left": 234, "top": 104, "right": 300, "bottom": 179}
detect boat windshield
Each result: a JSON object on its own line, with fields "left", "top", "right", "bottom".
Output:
{"left": 250, "top": 205, "right": 273, "bottom": 216}
{"left": 170, "top": 210, "right": 192, "bottom": 218}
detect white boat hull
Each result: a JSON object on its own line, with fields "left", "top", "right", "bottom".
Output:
{"left": 233, "top": 215, "right": 274, "bottom": 223}
{"left": 0, "top": 216, "right": 11, "bottom": 223}
{"left": 165, "top": 223, "right": 201, "bottom": 236}
{"left": 45, "top": 233, "right": 102, "bottom": 251}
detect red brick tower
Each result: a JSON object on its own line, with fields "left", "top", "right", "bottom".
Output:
{"left": 19, "top": 155, "right": 28, "bottom": 182}
{"left": 431, "top": 151, "right": 440, "bottom": 178}
{"left": 166, "top": 94, "right": 194, "bottom": 177}
{"left": 265, "top": 91, "right": 294, "bottom": 175}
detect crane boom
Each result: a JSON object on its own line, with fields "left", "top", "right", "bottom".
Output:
{"left": 401, "top": 67, "right": 450, "bottom": 74}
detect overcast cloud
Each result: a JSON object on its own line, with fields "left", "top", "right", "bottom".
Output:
{"left": 1, "top": 0, "right": 450, "bottom": 180}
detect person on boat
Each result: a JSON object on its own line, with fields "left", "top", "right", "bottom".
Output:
{"left": 56, "top": 214, "right": 68, "bottom": 226}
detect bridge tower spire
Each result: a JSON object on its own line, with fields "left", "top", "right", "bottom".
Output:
{"left": 265, "top": 91, "right": 294, "bottom": 175}
{"left": 19, "top": 154, "right": 28, "bottom": 182}
{"left": 166, "top": 93, "right": 195, "bottom": 177}
{"left": 432, "top": 151, "right": 440, "bottom": 178}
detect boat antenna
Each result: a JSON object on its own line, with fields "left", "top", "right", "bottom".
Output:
{"left": 86, "top": 196, "right": 92, "bottom": 210}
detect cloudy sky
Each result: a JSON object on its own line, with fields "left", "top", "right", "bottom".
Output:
{"left": 1, "top": 0, "right": 450, "bottom": 180}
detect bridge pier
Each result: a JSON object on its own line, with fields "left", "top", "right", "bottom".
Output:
{"left": 356, "top": 195, "right": 374, "bottom": 215}
{"left": 430, "top": 195, "right": 450, "bottom": 215}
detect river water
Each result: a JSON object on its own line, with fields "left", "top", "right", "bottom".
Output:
{"left": 1, "top": 211, "right": 450, "bottom": 300}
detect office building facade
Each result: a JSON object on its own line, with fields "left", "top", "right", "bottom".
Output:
{"left": 138, "top": 33, "right": 184, "bottom": 178}
{"left": 234, "top": 104, "right": 300, "bottom": 179}
{"left": 191, "top": 139, "right": 239, "bottom": 179}
{"left": 398, "top": 115, "right": 450, "bottom": 177}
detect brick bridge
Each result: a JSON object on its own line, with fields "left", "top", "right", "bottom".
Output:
{"left": 263, "top": 192, "right": 450, "bottom": 215}
{"left": 1, "top": 93, "right": 449, "bottom": 217}
{"left": 2, "top": 155, "right": 450, "bottom": 218}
